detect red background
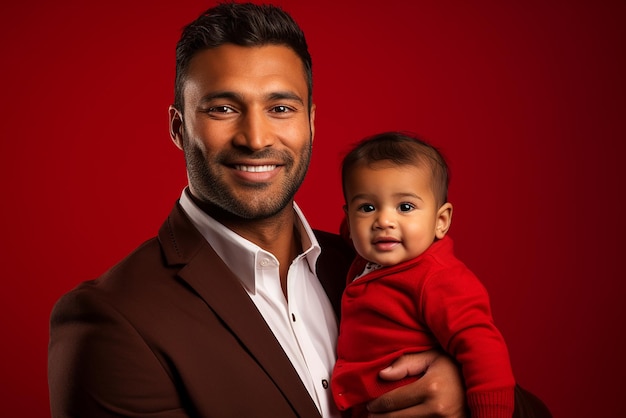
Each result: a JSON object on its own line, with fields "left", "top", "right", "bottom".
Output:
{"left": 1, "top": 1, "right": 624, "bottom": 417}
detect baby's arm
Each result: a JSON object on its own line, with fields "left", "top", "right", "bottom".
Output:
{"left": 421, "top": 268, "right": 515, "bottom": 417}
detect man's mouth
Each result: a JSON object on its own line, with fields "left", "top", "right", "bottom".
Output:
{"left": 234, "top": 165, "right": 277, "bottom": 172}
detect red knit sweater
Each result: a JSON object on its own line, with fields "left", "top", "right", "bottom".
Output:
{"left": 331, "top": 236, "right": 515, "bottom": 418}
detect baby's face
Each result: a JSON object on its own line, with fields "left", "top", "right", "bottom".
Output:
{"left": 344, "top": 161, "right": 448, "bottom": 266}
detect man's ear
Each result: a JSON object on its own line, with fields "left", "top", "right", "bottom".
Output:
{"left": 435, "top": 202, "right": 453, "bottom": 239}
{"left": 169, "top": 105, "right": 184, "bottom": 150}
{"left": 309, "top": 103, "right": 316, "bottom": 143}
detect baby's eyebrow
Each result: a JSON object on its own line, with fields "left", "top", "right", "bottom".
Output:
{"left": 348, "top": 193, "right": 374, "bottom": 204}
{"left": 393, "top": 192, "right": 423, "bottom": 201}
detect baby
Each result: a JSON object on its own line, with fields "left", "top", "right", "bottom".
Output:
{"left": 332, "top": 131, "right": 515, "bottom": 418}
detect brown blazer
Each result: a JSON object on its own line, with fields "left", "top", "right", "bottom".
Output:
{"left": 48, "top": 202, "right": 351, "bottom": 417}
{"left": 48, "top": 202, "right": 550, "bottom": 417}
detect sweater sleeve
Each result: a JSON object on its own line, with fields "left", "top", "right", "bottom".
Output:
{"left": 419, "top": 265, "right": 515, "bottom": 418}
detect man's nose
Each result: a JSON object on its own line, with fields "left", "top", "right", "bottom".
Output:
{"left": 233, "top": 110, "right": 275, "bottom": 150}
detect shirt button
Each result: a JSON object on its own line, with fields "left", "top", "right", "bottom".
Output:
{"left": 260, "top": 259, "right": 269, "bottom": 266}
{"left": 322, "top": 379, "right": 329, "bottom": 389}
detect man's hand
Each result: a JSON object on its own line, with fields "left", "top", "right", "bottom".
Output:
{"left": 366, "top": 350, "right": 467, "bottom": 417}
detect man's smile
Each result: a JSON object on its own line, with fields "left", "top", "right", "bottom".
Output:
{"left": 234, "top": 164, "right": 278, "bottom": 172}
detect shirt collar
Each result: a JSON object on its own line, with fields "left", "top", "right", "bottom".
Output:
{"left": 178, "top": 188, "right": 321, "bottom": 292}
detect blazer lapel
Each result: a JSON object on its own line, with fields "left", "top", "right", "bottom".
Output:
{"left": 158, "top": 203, "right": 321, "bottom": 418}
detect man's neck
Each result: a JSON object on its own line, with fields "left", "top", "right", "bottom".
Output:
{"left": 226, "top": 208, "right": 296, "bottom": 256}
{"left": 189, "top": 193, "right": 302, "bottom": 296}
{"left": 225, "top": 208, "right": 301, "bottom": 299}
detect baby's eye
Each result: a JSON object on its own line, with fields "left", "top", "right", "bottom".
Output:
{"left": 358, "top": 204, "right": 376, "bottom": 213}
{"left": 398, "top": 203, "right": 415, "bottom": 212}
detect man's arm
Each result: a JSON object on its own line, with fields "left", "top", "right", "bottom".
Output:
{"left": 367, "top": 351, "right": 467, "bottom": 418}
{"left": 366, "top": 351, "right": 551, "bottom": 418}
{"left": 48, "top": 286, "right": 187, "bottom": 418}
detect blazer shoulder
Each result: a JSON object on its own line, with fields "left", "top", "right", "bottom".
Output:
{"left": 313, "top": 229, "right": 355, "bottom": 317}
{"left": 314, "top": 229, "right": 354, "bottom": 256}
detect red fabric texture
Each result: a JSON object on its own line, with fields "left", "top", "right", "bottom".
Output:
{"left": 332, "top": 236, "right": 515, "bottom": 418}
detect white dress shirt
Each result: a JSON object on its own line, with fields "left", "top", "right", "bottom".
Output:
{"left": 179, "top": 190, "right": 340, "bottom": 418}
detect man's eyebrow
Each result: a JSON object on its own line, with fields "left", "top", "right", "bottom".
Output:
{"left": 267, "top": 91, "right": 304, "bottom": 104}
{"left": 199, "top": 91, "right": 244, "bottom": 104}
{"left": 198, "top": 91, "right": 304, "bottom": 105}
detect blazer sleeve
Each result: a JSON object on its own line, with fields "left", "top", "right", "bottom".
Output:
{"left": 514, "top": 385, "right": 552, "bottom": 418}
{"left": 48, "top": 284, "right": 188, "bottom": 418}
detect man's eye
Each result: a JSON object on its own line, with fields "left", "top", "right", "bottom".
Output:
{"left": 271, "top": 105, "right": 291, "bottom": 113}
{"left": 399, "top": 203, "right": 415, "bottom": 212}
{"left": 358, "top": 204, "right": 375, "bottom": 213}
{"left": 207, "top": 106, "right": 233, "bottom": 113}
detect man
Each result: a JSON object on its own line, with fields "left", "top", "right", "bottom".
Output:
{"left": 48, "top": 3, "right": 549, "bottom": 417}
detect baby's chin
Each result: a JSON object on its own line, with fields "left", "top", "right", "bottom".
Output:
{"left": 370, "top": 250, "right": 426, "bottom": 267}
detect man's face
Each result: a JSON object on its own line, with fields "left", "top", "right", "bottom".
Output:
{"left": 170, "top": 44, "right": 315, "bottom": 220}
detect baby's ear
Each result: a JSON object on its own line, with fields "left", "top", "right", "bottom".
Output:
{"left": 435, "top": 202, "right": 453, "bottom": 239}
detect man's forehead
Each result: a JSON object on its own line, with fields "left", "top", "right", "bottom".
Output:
{"left": 187, "top": 44, "right": 304, "bottom": 77}
{"left": 183, "top": 44, "right": 308, "bottom": 102}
